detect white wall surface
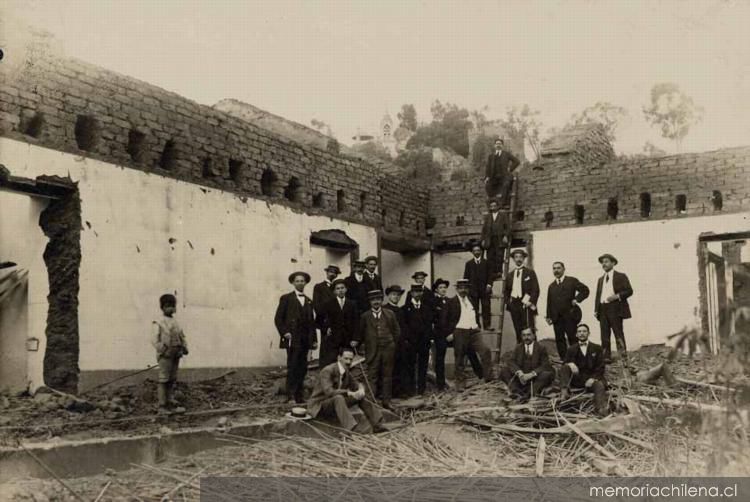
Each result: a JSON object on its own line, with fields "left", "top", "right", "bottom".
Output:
{"left": 530, "top": 213, "right": 750, "bottom": 350}
{"left": 380, "top": 249, "right": 431, "bottom": 305}
{"left": 0, "top": 138, "right": 378, "bottom": 372}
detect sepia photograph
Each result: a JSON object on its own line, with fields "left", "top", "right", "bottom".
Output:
{"left": 0, "top": 0, "right": 749, "bottom": 500}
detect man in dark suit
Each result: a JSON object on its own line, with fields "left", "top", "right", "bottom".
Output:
{"left": 318, "top": 279, "right": 359, "bottom": 368}
{"left": 274, "top": 271, "right": 318, "bottom": 403}
{"left": 499, "top": 328, "right": 554, "bottom": 401}
{"left": 464, "top": 243, "right": 494, "bottom": 330}
{"left": 312, "top": 265, "right": 340, "bottom": 324}
{"left": 594, "top": 253, "right": 634, "bottom": 363}
{"left": 485, "top": 138, "right": 520, "bottom": 203}
{"left": 480, "top": 199, "right": 511, "bottom": 278}
{"left": 545, "top": 261, "right": 590, "bottom": 359}
{"left": 445, "top": 279, "right": 493, "bottom": 391}
{"left": 401, "top": 285, "right": 434, "bottom": 396}
{"left": 356, "top": 289, "right": 400, "bottom": 409}
{"left": 345, "top": 260, "right": 370, "bottom": 315}
{"left": 559, "top": 324, "right": 608, "bottom": 416}
{"left": 383, "top": 285, "right": 406, "bottom": 397}
{"left": 363, "top": 255, "right": 383, "bottom": 293}
{"left": 504, "top": 249, "right": 540, "bottom": 343}
{"left": 308, "top": 347, "right": 386, "bottom": 433}
{"left": 405, "top": 271, "right": 435, "bottom": 309}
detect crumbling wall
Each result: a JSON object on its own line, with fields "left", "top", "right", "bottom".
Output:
{"left": 38, "top": 179, "right": 81, "bottom": 393}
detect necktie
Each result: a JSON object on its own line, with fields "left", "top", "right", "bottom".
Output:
{"left": 526, "top": 345, "right": 531, "bottom": 356}
{"left": 516, "top": 269, "right": 521, "bottom": 280}
{"left": 338, "top": 370, "right": 343, "bottom": 389}
{"left": 557, "top": 279, "right": 561, "bottom": 285}
{"left": 606, "top": 274, "right": 610, "bottom": 283}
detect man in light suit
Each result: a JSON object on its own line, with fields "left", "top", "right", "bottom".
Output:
{"left": 499, "top": 328, "right": 554, "bottom": 401}
{"left": 274, "top": 271, "right": 318, "bottom": 403}
{"left": 545, "top": 262, "right": 590, "bottom": 359}
{"left": 308, "top": 347, "right": 386, "bottom": 433}
{"left": 594, "top": 253, "right": 634, "bottom": 363}
{"left": 559, "top": 324, "right": 608, "bottom": 416}
{"left": 485, "top": 138, "right": 520, "bottom": 204}
{"left": 464, "top": 243, "right": 494, "bottom": 330}
{"left": 504, "top": 249, "right": 540, "bottom": 343}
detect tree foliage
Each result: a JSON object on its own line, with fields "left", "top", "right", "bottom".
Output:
{"left": 394, "top": 149, "right": 441, "bottom": 179}
{"left": 349, "top": 141, "right": 392, "bottom": 162}
{"left": 643, "top": 83, "right": 704, "bottom": 152}
{"left": 397, "top": 104, "right": 418, "bottom": 132}
{"left": 405, "top": 100, "right": 472, "bottom": 157}
{"left": 567, "top": 101, "right": 629, "bottom": 142}
{"left": 471, "top": 134, "right": 495, "bottom": 170}
{"left": 498, "top": 105, "right": 543, "bottom": 157}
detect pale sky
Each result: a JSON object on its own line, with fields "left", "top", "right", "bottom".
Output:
{"left": 4, "top": 0, "right": 750, "bottom": 155}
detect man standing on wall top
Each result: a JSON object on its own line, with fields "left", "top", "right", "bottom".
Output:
{"left": 594, "top": 254, "right": 634, "bottom": 364}
{"left": 485, "top": 138, "right": 520, "bottom": 204}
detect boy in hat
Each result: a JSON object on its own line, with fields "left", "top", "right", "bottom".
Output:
{"left": 345, "top": 260, "right": 370, "bottom": 315}
{"left": 363, "top": 255, "right": 383, "bottom": 292}
{"left": 151, "top": 294, "right": 188, "bottom": 414}
{"left": 504, "top": 249, "right": 539, "bottom": 344}
{"left": 445, "top": 279, "right": 493, "bottom": 391}
{"left": 274, "top": 271, "right": 318, "bottom": 403}
{"left": 594, "top": 254, "right": 634, "bottom": 363}
{"left": 485, "top": 137, "right": 520, "bottom": 202}
{"left": 464, "top": 243, "right": 494, "bottom": 330}
{"left": 499, "top": 328, "right": 554, "bottom": 401}
{"left": 401, "top": 284, "right": 435, "bottom": 396}
{"left": 318, "top": 278, "right": 359, "bottom": 368}
{"left": 560, "top": 324, "right": 608, "bottom": 416}
{"left": 405, "top": 271, "right": 435, "bottom": 308}
{"left": 356, "top": 289, "right": 400, "bottom": 409}
{"left": 480, "top": 198, "right": 511, "bottom": 278}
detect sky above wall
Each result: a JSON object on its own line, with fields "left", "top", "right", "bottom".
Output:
{"left": 4, "top": 0, "right": 750, "bottom": 155}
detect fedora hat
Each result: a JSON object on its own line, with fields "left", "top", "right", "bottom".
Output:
{"left": 288, "top": 271, "right": 311, "bottom": 284}
{"left": 324, "top": 265, "right": 341, "bottom": 274}
{"left": 411, "top": 271, "right": 428, "bottom": 279}
{"left": 385, "top": 285, "right": 405, "bottom": 295}
{"left": 598, "top": 253, "right": 618, "bottom": 265}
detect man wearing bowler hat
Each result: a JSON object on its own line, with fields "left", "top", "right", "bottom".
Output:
{"left": 363, "top": 255, "right": 383, "bottom": 293}
{"left": 274, "top": 271, "right": 318, "bottom": 403}
{"left": 401, "top": 284, "right": 435, "bottom": 396}
{"left": 595, "top": 253, "right": 634, "bottom": 363}
{"left": 356, "top": 289, "right": 400, "bottom": 409}
{"left": 504, "top": 249, "right": 540, "bottom": 343}
{"left": 405, "top": 271, "right": 435, "bottom": 309}
{"left": 345, "top": 260, "right": 371, "bottom": 315}
{"left": 545, "top": 262, "right": 590, "bottom": 360}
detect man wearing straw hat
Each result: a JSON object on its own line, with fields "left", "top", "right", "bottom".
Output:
{"left": 274, "top": 271, "right": 318, "bottom": 403}
{"left": 594, "top": 253, "right": 634, "bottom": 363}
{"left": 356, "top": 289, "right": 400, "bottom": 409}
{"left": 504, "top": 248, "right": 539, "bottom": 344}
{"left": 308, "top": 347, "right": 387, "bottom": 433}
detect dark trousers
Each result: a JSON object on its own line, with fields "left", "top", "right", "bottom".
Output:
{"left": 416, "top": 338, "right": 431, "bottom": 394}
{"left": 399, "top": 338, "right": 431, "bottom": 395}
{"left": 553, "top": 316, "right": 579, "bottom": 359}
{"left": 317, "top": 394, "right": 383, "bottom": 431}
{"left": 433, "top": 336, "right": 448, "bottom": 389}
{"left": 508, "top": 299, "right": 535, "bottom": 343}
{"left": 453, "top": 328, "right": 493, "bottom": 385}
{"left": 486, "top": 241, "right": 506, "bottom": 279}
{"left": 286, "top": 346, "right": 309, "bottom": 403}
{"left": 366, "top": 343, "right": 395, "bottom": 402}
{"left": 318, "top": 332, "right": 340, "bottom": 369}
{"left": 559, "top": 365, "right": 608, "bottom": 413}
{"left": 599, "top": 303, "right": 627, "bottom": 360}
{"left": 486, "top": 177, "right": 512, "bottom": 204}
{"left": 469, "top": 293, "right": 492, "bottom": 330}
{"left": 499, "top": 366, "right": 554, "bottom": 398}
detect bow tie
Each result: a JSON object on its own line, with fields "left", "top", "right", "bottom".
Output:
{"left": 579, "top": 343, "right": 588, "bottom": 347}
{"left": 296, "top": 294, "right": 305, "bottom": 297}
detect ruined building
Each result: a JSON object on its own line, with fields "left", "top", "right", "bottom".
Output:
{"left": 1, "top": 36, "right": 749, "bottom": 394}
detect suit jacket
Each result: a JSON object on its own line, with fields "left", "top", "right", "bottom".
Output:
{"left": 444, "top": 295, "right": 478, "bottom": 334}
{"left": 486, "top": 150, "right": 520, "bottom": 181}
{"left": 344, "top": 274, "right": 370, "bottom": 315}
{"left": 358, "top": 309, "right": 400, "bottom": 365}
{"left": 480, "top": 212, "right": 510, "bottom": 248}
{"left": 402, "top": 300, "right": 434, "bottom": 344}
{"left": 274, "top": 292, "right": 316, "bottom": 349}
{"left": 504, "top": 267, "right": 540, "bottom": 307}
{"left": 322, "top": 296, "right": 359, "bottom": 348}
{"left": 594, "top": 270, "right": 633, "bottom": 319}
{"left": 546, "top": 276, "right": 590, "bottom": 323}
{"left": 312, "top": 281, "right": 336, "bottom": 330}
{"left": 363, "top": 272, "right": 383, "bottom": 293}
{"left": 405, "top": 286, "right": 435, "bottom": 310}
{"left": 564, "top": 342, "right": 606, "bottom": 381}
{"left": 308, "top": 362, "right": 359, "bottom": 417}
{"left": 506, "top": 341, "right": 552, "bottom": 375}
{"left": 432, "top": 295, "right": 451, "bottom": 340}
{"left": 464, "top": 258, "right": 492, "bottom": 297}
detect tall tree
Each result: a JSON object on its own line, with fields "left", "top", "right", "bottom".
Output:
{"left": 406, "top": 100, "right": 472, "bottom": 157}
{"left": 397, "top": 104, "right": 418, "bottom": 131}
{"left": 567, "top": 102, "right": 629, "bottom": 143}
{"left": 643, "top": 83, "right": 704, "bottom": 153}
{"left": 499, "top": 104, "right": 543, "bottom": 159}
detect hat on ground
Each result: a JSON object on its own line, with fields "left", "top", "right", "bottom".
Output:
{"left": 510, "top": 248, "right": 528, "bottom": 258}
{"left": 385, "top": 285, "right": 405, "bottom": 295}
{"left": 432, "top": 278, "right": 450, "bottom": 290}
{"left": 364, "top": 255, "right": 378, "bottom": 263}
{"left": 598, "top": 253, "right": 618, "bottom": 265}
{"left": 411, "top": 271, "right": 428, "bottom": 279}
{"left": 285, "top": 407, "right": 312, "bottom": 420}
{"left": 331, "top": 278, "right": 346, "bottom": 288}
{"left": 456, "top": 279, "right": 470, "bottom": 287}
{"left": 324, "top": 265, "right": 341, "bottom": 274}
{"left": 288, "top": 271, "right": 311, "bottom": 284}
{"left": 367, "top": 289, "right": 384, "bottom": 299}
{"left": 353, "top": 260, "right": 366, "bottom": 267}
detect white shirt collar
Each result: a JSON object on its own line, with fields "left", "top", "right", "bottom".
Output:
{"left": 412, "top": 298, "right": 421, "bottom": 307}
{"left": 557, "top": 275, "right": 566, "bottom": 283}
{"left": 337, "top": 361, "right": 346, "bottom": 375}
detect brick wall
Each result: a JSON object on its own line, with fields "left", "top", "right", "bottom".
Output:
{"left": 430, "top": 146, "right": 750, "bottom": 248}
{"left": 0, "top": 48, "right": 428, "bottom": 239}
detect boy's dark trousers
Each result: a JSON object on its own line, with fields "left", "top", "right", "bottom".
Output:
{"left": 286, "top": 345, "right": 309, "bottom": 403}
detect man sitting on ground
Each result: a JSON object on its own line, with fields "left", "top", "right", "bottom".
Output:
{"left": 308, "top": 347, "right": 386, "bottom": 433}
{"left": 499, "top": 328, "right": 554, "bottom": 401}
{"left": 559, "top": 323, "right": 609, "bottom": 416}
